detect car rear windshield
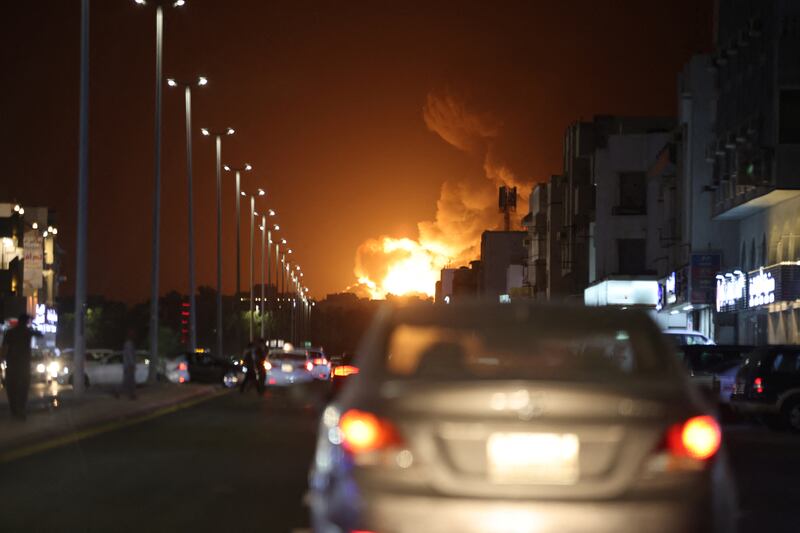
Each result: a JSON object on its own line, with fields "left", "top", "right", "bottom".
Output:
{"left": 384, "top": 321, "right": 666, "bottom": 382}
{"left": 270, "top": 352, "right": 307, "bottom": 362}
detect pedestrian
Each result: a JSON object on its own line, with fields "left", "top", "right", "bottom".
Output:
{"left": 0, "top": 314, "right": 42, "bottom": 421}
{"left": 254, "top": 338, "right": 267, "bottom": 394}
{"left": 239, "top": 342, "right": 257, "bottom": 394}
{"left": 120, "top": 328, "right": 137, "bottom": 400}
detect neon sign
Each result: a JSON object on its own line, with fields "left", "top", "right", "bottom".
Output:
{"left": 716, "top": 270, "right": 747, "bottom": 312}
{"left": 749, "top": 267, "right": 776, "bottom": 307}
{"left": 666, "top": 272, "right": 677, "bottom": 304}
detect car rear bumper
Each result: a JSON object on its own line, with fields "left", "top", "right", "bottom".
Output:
{"left": 313, "top": 490, "right": 713, "bottom": 533}
{"left": 266, "top": 372, "right": 314, "bottom": 386}
{"left": 730, "top": 399, "right": 777, "bottom": 415}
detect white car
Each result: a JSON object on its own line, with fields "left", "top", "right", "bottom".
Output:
{"left": 307, "top": 349, "right": 331, "bottom": 381}
{"left": 264, "top": 349, "right": 315, "bottom": 387}
{"left": 69, "top": 352, "right": 150, "bottom": 387}
{"left": 163, "top": 355, "right": 191, "bottom": 384}
{"left": 663, "top": 328, "right": 714, "bottom": 346}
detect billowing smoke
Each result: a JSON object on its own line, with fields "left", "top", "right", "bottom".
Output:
{"left": 351, "top": 89, "right": 529, "bottom": 299}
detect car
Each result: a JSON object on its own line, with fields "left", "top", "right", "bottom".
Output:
{"left": 184, "top": 351, "right": 242, "bottom": 388}
{"left": 264, "top": 348, "right": 315, "bottom": 387}
{"left": 31, "top": 349, "right": 63, "bottom": 383}
{"left": 307, "top": 348, "right": 331, "bottom": 381}
{"left": 66, "top": 352, "right": 150, "bottom": 387}
{"left": 677, "top": 345, "right": 754, "bottom": 404}
{"left": 163, "top": 354, "right": 191, "bottom": 384}
{"left": 309, "top": 302, "right": 735, "bottom": 533}
{"left": 329, "top": 353, "right": 359, "bottom": 397}
{"left": 730, "top": 345, "right": 800, "bottom": 431}
{"left": 663, "top": 329, "right": 715, "bottom": 346}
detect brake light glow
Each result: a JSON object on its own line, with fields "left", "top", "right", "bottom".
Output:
{"left": 339, "top": 409, "right": 402, "bottom": 454}
{"left": 312, "top": 358, "right": 327, "bottom": 366}
{"left": 305, "top": 361, "right": 314, "bottom": 372}
{"left": 754, "top": 377, "right": 764, "bottom": 394}
{"left": 667, "top": 415, "right": 721, "bottom": 461}
{"left": 333, "top": 365, "right": 359, "bottom": 377}
{"left": 178, "top": 362, "right": 188, "bottom": 371}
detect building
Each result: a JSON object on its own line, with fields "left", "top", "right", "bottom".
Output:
{"left": 0, "top": 203, "right": 60, "bottom": 348}
{"left": 710, "top": 0, "right": 800, "bottom": 344}
{"left": 479, "top": 231, "right": 526, "bottom": 301}
{"left": 522, "top": 184, "right": 548, "bottom": 299}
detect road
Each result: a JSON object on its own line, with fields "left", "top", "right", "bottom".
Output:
{"left": 1, "top": 389, "right": 799, "bottom": 532}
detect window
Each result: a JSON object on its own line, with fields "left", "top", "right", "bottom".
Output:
{"left": 617, "top": 239, "right": 647, "bottom": 275}
{"left": 615, "top": 172, "right": 647, "bottom": 215}
{"left": 779, "top": 89, "right": 800, "bottom": 144}
{"left": 771, "top": 352, "right": 800, "bottom": 374}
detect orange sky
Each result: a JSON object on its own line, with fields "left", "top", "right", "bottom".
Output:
{"left": 2, "top": 0, "right": 712, "bottom": 302}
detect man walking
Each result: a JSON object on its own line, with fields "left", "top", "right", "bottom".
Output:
{"left": 239, "top": 342, "right": 257, "bottom": 394}
{"left": 1, "top": 314, "right": 42, "bottom": 421}
{"left": 121, "top": 329, "right": 137, "bottom": 400}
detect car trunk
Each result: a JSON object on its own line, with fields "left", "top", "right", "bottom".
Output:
{"left": 359, "top": 380, "right": 685, "bottom": 500}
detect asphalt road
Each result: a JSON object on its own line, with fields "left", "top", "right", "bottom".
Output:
{"left": 1, "top": 388, "right": 800, "bottom": 533}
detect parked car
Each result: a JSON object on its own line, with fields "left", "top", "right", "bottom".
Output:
{"left": 730, "top": 345, "right": 800, "bottom": 430}
{"left": 309, "top": 302, "right": 735, "bottom": 533}
{"left": 65, "top": 352, "right": 150, "bottom": 387}
{"left": 185, "top": 351, "right": 241, "bottom": 388}
{"left": 31, "top": 349, "right": 62, "bottom": 384}
{"left": 265, "top": 349, "right": 315, "bottom": 387}
{"left": 677, "top": 345, "right": 754, "bottom": 404}
{"left": 663, "top": 329, "right": 715, "bottom": 346}
{"left": 163, "top": 354, "right": 191, "bottom": 384}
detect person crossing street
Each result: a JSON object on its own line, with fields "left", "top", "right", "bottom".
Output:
{"left": 1, "top": 314, "right": 43, "bottom": 421}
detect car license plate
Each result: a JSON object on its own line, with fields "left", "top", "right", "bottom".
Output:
{"left": 487, "top": 432, "right": 579, "bottom": 484}
{"left": 281, "top": 364, "right": 293, "bottom": 372}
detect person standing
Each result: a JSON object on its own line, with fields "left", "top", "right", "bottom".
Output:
{"left": 1, "top": 314, "right": 42, "bottom": 421}
{"left": 121, "top": 329, "right": 137, "bottom": 400}
{"left": 239, "top": 342, "right": 257, "bottom": 394}
{"left": 254, "top": 339, "right": 267, "bottom": 394}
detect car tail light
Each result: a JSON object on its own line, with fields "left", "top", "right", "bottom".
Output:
{"left": 666, "top": 415, "right": 721, "bottom": 461}
{"left": 305, "top": 361, "right": 314, "bottom": 372}
{"left": 753, "top": 377, "right": 764, "bottom": 394}
{"left": 339, "top": 409, "right": 403, "bottom": 454}
{"left": 263, "top": 361, "right": 272, "bottom": 371}
{"left": 312, "top": 358, "right": 327, "bottom": 366}
{"left": 179, "top": 376, "right": 185, "bottom": 383}
{"left": 178, "top": 362, "right": 188, "bottom": 371}
{"left": 333, "top": 365, "right": 359, "bottom": 377}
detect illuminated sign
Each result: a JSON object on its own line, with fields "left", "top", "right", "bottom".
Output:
{"left": 716, "top": 270, "right": 747, "bottom": 312}
{"left": 748, "top": 267, "right": 776, "bottom": 307}
{"left": 584, "top": 279, "right": 659, "bottom": 307}
{"left": 32, "top": 304, "right": 58, "bottom": 334}
{"left": 665, "top": 272, "right": 677, "bottom": 304}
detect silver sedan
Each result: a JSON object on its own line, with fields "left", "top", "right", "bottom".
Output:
{"left": 309, "top": 302, "right": 737, "bottom": 533}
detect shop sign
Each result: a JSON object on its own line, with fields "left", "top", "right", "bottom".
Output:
{"left": 666, "top": 272, "right": 677, "bottom": 304}
{"left": 32, "top": 303, "right": 58, "bottom": 334}
{"left": 716, "top": 270, "right": 748, "bottom": 312}
{"left": 745, "top": 263, "right": 800, "bottom": 308}
{"left": 690, "top": 252, "right": 722, "bottom": 304}
{"left": 23, "top": 230, "right": 43, "bottom": 296}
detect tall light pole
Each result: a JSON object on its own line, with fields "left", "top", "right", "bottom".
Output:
{"left": 266, "top": 218, "right": 277, "bottom": 343}
{"left": 200, "top": 127, "right": 235, "bottom": 358}
{"left": 133, "top": 0, "right": 186, "bottom": 379}
{"left": 74, "top": 0, "right": 90, "bottom": 396}
{"left": 260, "top": 214, "right": 266, "bottom": 340}
{"left": 167, "top": 75, "right": 207, "bottom": 353}
{"left": 244, "top": 188, "right": 265, "bottom": 343}
{"left": 223, "top": 163, "right": 252, "bottom": 348}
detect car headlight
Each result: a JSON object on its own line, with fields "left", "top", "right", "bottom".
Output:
{"left": 36, "top": 363, "right": 46, "bottom": 373}
{"left": 48, "top": 361, "right": 60, "bottom": 375}
{"left": 62, "top": 366, "right": 69, "bottom": 374}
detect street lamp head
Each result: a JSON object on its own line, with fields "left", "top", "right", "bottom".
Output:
{"left": 281, "top": 238, "right": 287, "bottom": 244}
{"left": 288, "top": 249, "right": 293, "bottom": 254}
{"left": 259, "top": 225, "right": 264, "bottom": 231}
{"left": 223, "top": 165, "right": 231, "bottom": 171}
{"left": 226, "top": 127, "right": 235, "bottom": 135}
{"left": 268, "top": 209, "right": 276, "bottom": 216}
{"left": 257, "top": 188, "right": 265, "bottom": 196}
{"left": 134, "top": 0, "right": 146, "bottom": 4}
{"left": 296, "top": 265, "right": 300, "bottom": 271}
{"left": 240, "top": 191, "right": 246, "bottom": 197}
{"left": 200, "top": 128, "right": 210, "bottom": 136}
{"left": 173, "top": 0, "right": 186, "bottom": 7}
{"left": 273, "top": 224, "right": 280, "bottom": 231}
{"left": 18, "top": 207, "right": 24, "bottom": 215}
{"left": 197, "top": 76, "right": 208, "bottom": 86}
{"left": 32, "top": 222, "right": 38, "bottom": 230}
{"left": 52, "top": 228, "right": 58, "bottom": 235}
{"left": 13, "top": 204, "right": 20, "bottom": 212}
{"left": 166, "top": 78, "right": 178, "bottom": 87}
{"left": 244, "top": 163, "right": 253, "bottom": 171}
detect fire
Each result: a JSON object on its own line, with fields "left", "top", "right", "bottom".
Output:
{"left": 354, "top": 237, "right": 450, "bottom": 299}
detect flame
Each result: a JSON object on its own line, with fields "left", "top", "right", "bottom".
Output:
{"left": 355, "top": 237, "right": 450, "bottom": 299}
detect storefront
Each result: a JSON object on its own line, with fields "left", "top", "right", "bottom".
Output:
{"left": 715, "top": 262, "right": 800, "bottom": 345}
{"left": 657, "top": 253, "right": 721, "bottom": 337}
{"left": 584, "top": 277, "right": 659, "bottom": 307}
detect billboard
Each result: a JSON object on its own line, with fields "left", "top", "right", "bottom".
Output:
{"left": 23, "top": 230, "right": 43, "bottom": 296}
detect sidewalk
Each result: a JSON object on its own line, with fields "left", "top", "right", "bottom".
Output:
{"left": 0, "top": 382, "right": 227, "bottom": 459}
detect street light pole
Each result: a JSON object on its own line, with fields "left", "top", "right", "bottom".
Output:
{"left": 201, "top": 127, "right": 234, "bottom": 358}
{"left": 73, "top": 0, "right": 90, "bottom": 396}
{"left": 249, "top": 194, "right": 255, "bottom": 343}
{"left": 260, "top": 214, "right": 266, "bottom": 340}
{"left": 223, "top": 164, "right": 251, "bottom": 349}
{"left": 148, "top": 3, "right": 164, "bottom": 380}
{"left": 169, "top": 76, "right": 207, "bottom": 353}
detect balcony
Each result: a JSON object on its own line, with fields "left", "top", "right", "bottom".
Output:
{"left": 713, "top": 144, "right": 800, "bottom": 220}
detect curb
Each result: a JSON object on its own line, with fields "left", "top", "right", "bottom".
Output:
{"left": 0, "top": 386, "right": 230, "bottom": 463}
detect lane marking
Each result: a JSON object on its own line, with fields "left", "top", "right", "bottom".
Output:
{"left": 0, "top": 389, "right": 229, "bottom": 464}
